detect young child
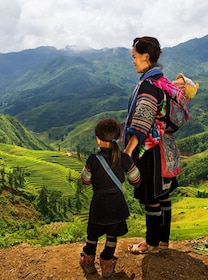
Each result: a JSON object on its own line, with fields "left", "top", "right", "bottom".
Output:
{"left": 172, "top": 73, "right": 199, "bottom": 99}
{"left": 79, "top": 118, "right": 141, "bottom": 278}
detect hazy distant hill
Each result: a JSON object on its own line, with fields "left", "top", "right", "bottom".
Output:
{"left": 0, "top": 35, "right": 207, "bottom": 142}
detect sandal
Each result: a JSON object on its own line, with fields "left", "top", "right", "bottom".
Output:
{"left": 128, "top": 241, "right": 160, "bottom": 254}
{"left": 159, "top": 241, "right": 169, "bottom": 249}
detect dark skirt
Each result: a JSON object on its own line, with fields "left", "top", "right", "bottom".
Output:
{"left": 90, "top": 190, "right": 130, "bottom": 225}
{"left": 87, "top": 220, "right": 128, "bottom": 241}
{"left": 134, "top": 145, "right": 174, "bottom": 204}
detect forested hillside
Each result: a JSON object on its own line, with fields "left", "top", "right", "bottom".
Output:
{"left": 0, "top": 36, "right": 207, "bottom": 258}
{"left": 0, "top": 35, "right": 207, "bottom": 146}
{"left": 0, "top": 143, "right": 207, "bottom": 249}
{"left": 0, "top": 114, "right": 52, "bottom": 150}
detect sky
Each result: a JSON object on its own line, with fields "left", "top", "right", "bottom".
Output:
{"left": 0, "top": 0, "right": 207, "bottom": 53}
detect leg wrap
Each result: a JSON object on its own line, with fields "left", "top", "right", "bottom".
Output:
{"left": 100, "top": 236, "right": 117, "bottom": 260}
{"left": 145, "top": 205, "right": 161, "bottom": 247}
{"left": 160, "top": 200, "right": 172, "bottom": 243}
{"left": 83, "top": 239, "right": 97, "bottom": 256}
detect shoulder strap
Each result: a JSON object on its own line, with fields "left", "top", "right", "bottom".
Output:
{"left": 95, "top": 154, "right": 123, "bottom": 193}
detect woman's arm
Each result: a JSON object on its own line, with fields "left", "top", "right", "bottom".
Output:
{"left": 124, "top": 134, "right": 139, "bottom": 157}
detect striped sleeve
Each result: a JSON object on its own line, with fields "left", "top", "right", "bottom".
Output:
{"left": 131, "top": 93, "right": 158, "bottom": 140}
{"left": 126, "top": 162, "right": 141, "bottom": 185}
{"left": 81, "top": 165, "right": 91, "bottom": 185}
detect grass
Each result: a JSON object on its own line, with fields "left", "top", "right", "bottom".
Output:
{"left": 0, "top": 142, "right": 207, "bottom": 246}
{"left": 0, "top": 143, "right": 84, "bottom": 195}
{"left": 170, "top": 196, "right": 208, "bottom": 240}
{"left": 125, "top": 195, "right": 208, "bottom": 241}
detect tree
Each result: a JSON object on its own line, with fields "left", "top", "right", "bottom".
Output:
{"left": 0, "top": 167, "right": 6, "bottom": 189}
{"left": 37, "top": 186, "right": 49, "bottom": 216}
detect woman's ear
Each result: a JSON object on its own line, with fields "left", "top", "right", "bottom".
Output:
{"left": 143, "top": 53, "right": 150, "bottom": 62}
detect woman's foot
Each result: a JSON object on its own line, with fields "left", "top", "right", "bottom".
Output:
{"left": 128, "top": 241, "right": 160, "bottom": 254}
{"left": 159, "top": 241, "right": 169, "bottom": 249}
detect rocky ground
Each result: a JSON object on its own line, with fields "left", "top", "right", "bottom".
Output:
{"left": 0, "top": 237, "right": 207, "bottom": 280}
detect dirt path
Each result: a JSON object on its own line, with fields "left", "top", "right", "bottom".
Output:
{"left": 0, "top": 237, "right": 207, "bottom": 280}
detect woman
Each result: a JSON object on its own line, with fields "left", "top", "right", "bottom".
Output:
{"left": 123, "top": 36, "right": 180, "bottom": 253}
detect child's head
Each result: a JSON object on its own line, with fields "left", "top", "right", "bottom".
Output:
{"left": 95, "top": 118, "right": 121, "bottom": 167}
{"left": 173, "top": 73, "right": 199, "bottom": 99}
{"left": 95, "top": 118, "right": 121, "bottom": 144}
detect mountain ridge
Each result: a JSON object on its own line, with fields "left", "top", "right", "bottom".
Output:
{"left": 0, "top": 114, "right": 52, "bottom": 150}
{"left": 0, "top": 35, "right": 207, "bottom": 147}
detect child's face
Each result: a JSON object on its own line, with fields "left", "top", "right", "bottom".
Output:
{"left": 172, "top": 77, "right": 186, "bottom": 92}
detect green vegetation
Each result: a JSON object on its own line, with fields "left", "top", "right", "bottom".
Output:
{"left": 127, "top": 186, "right": 208, "bottom": 241}
{"left": 0, "top": 114, "right": 52, "bottom": 150}
{"left": 178, "top": 150, "right": 208, "bottom": 186}
{"left": 177, "top": 131, "right": 208, "bottom": 155}
{"left": 52, "top": 110, "right": 127, "bottom": 153}
{"left": 0, "top": 142, "right": 207, "bottom": 248}
{"left": 170, "top": 196, "right": 208, "bottom": 240}
{"left": 0, "top": 36, "right": 208, "bottom": 138}
{"left": 0, "top": 37, "right": 208, "bottom": 248}
{"left": 0, "top": 143, "right": 88, "bottom": 247}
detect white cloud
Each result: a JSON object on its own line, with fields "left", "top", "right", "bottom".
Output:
{"left": 0, "top": 0, "right": 207, "bottom": 53}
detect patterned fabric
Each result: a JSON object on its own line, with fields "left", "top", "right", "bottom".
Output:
{"left": 122, "top": 66, "right": 163, "bottom": 149}
{"left": 125, "top": 83, "right": 166, "bottom": 159}
{"left": 123, "top": 66, "right": 183, "bottom": 202}
{"left": 146, "top": 76, "right": 190, "bottom": 133}
{"left": 151, "top": 76, "right": 189, "bottom": 116}
{"left": 126, "top": 163, "right": 141, "bottom": 184}
{"left": 123, "top": 66, "right": 182, "bottom": 177}
{"left": 81, "top": 165, "right": 91, "bottom": 185}
{"left": 81, "top": 152, "right": 141, "bottom": 187}
{"left": 159, "top": 133, "right": 181, "bottom": 177}
{"left": 139, "top": 119, "right": 165, "bottom": 158}
{"left": 131, "top": 93, "right": 158, "bottom": 135}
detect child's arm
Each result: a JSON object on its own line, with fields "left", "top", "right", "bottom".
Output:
{"left": 126, "top": 162, "right": 141, "bottom": 188}
{"left": 81, "top": 165, "right": 91, "bottom": 185}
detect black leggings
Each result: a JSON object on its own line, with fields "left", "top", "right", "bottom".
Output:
{"left": 83, "top": 235, "right": 117, "bottom": 260}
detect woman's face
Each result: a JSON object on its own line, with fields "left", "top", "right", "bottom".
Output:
{"left": 131, "top": 47, "right": 151, "bottom": 73}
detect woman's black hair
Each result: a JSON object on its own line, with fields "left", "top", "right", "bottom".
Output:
{"left": 95, "top": 118, "right": 121, "bottom": 167}
{"left": 132, "top": 36, "right": 162, "bottom": 63}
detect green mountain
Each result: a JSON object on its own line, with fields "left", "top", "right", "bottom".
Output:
{"left": 0, "top": 114, "right": 52, "bottom": 150}
{"left": 161, "top": 35, "right": 208, "bottom": 78}
{"left": 0, "top": 37, "right": 207, "bottom": 248}
{"left": 0, "top": 35, "right": 207, "bottom": 139}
